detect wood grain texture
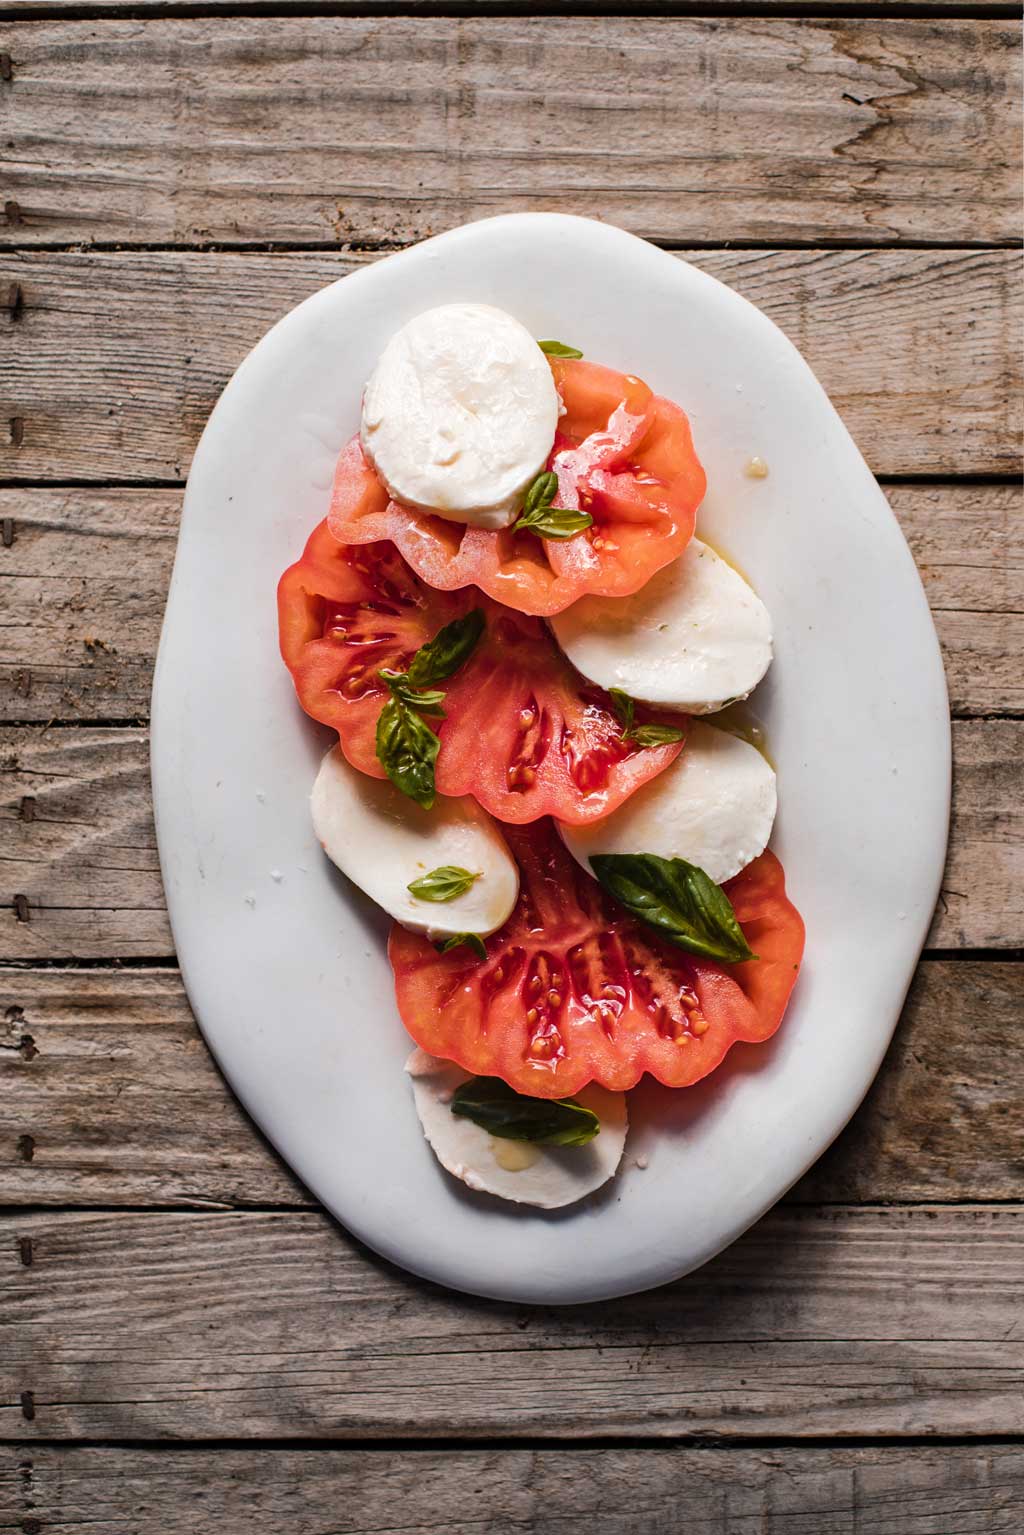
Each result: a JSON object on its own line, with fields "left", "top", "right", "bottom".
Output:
{"left": 1, "top": 1444, "right": 1021, "bottom": 1535}
{"left": 1, "top": 19, "right": 1021, "bottom": 247}
{"left": 2, "top": 719, "right": 1019, "bottom": 958}
{"left": 2, "top": 249, "right": 1020, "bottom": 482}
{"left": 1, "top": 482, "right": 1021, "bottom": 723}
{"left": 2, "top": 1205, "right": 1021, "bottom": 1439}
{"left": 1, "top": 961, "right": 1020, "bottom": 1207}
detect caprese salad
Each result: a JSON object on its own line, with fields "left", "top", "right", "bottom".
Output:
{"left": 278, "top": 302, "right": 804, "bottom": 1210}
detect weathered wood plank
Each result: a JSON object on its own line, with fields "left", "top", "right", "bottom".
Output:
{"left": 1, "top": 1205, "right": 1020, "bottom": 1439}
{"left": 1, "top": 483, "right": 1020, "bottom": 723}
{"left": 2, "top": 719, "right": 1017, "bottom": 957}
{"left": 1, "top": 19, "right": 1020, "bottom": 247}
{"left": 2, "top": 249, "right": 1020, "bottom": 482}
{"left": 1, "top": 1443, "right": 1021, "bottom": 1535}
{"left": 7, "top": 0, "right": 1013, "bottom": 12}
{"left": 1, "top": 961, "right": 1020, "bottom": 1208}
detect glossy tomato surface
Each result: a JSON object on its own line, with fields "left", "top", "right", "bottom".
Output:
{"left": 390, "top": 821, "right": 805, "bottom": 1098}
{"left": 326, "top": 358, "right": 706, "bottom": 617}
{"left": 278, "top": 522, "right": 684, "bottom": 825}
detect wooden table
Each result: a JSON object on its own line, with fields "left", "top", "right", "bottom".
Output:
{"left": 1, "top": 8, "right": 1022, "bottom": 1530}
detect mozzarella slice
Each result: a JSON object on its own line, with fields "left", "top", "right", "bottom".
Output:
{"left": 311, "top": 746, "right": 518, "bottom": 936}
{"left": 550, "top": 538, "right": 772, "bottom": 714}
{"left": 560, "top": 720, "right": 777, "bottom": 886}
{"left": 406, "top": 1049, "right": 628, "bottom": 1209}
{"left": 360, "top": 303, "right": 559, "bottom": 530}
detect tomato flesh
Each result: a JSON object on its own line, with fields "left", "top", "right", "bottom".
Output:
{"left": 278, "top": 522, "right": 685, "bottom": 825}
{"left": 326, "top": 359, "right": 706, "bottom": 618}
{"left": 389, "top": 821, "right": 804, "bottom": 1099}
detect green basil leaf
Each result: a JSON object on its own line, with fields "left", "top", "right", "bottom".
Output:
{"left": 407, "top": 866, "right": 481, "bottom": 902}
{"left": 379, "top": 670, "right": 447, "bottom": 716}
{"left": 514, "top": 481, "right": 594, "bottom": 543}
{"left": 630, "top": 723, "right": 686, "bottom": 747}
{"left": 407, "top": 609, "right": 486, "bottom": 690}
{"left": 608, "top": 688, "right": 684, "bottom": 749}
{"left": 375, "top": 695, "right": 440, "bottom": 810}
{"left": 451, "top": 1076, "right": 600, "bottom": 1146}
{"left": 538, "top": 340, "right": 584, "bottom": 360}
{"left": 437, "top": 931, "right": 488, "bottom": 960}
{"left": 608, "top": 687, "right": 635, "bottom": 735}
{"left": 590, "top": 852, "right": 756, "bottom": 965}
{"left": 522, "top": 470, "right": 559, "bottom": 518}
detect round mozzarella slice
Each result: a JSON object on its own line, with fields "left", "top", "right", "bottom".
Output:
{"left": 360, "top": 303, "right": 559, "bottom": 530}
{"left": 406, "top": 1049, "right": 628, "bottom": 1209}
{"left": 559, "top": 720, "right": 777, "bottom": 886}
{"left": 311, "top": 745, "right": 518, "bottom": 937}
{"left": 550, "top": 538, "right": 772, "bottom": 714}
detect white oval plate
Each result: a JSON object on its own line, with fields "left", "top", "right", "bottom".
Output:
{"left": 152, "top": 214, "right": 949, "bottom": 1304}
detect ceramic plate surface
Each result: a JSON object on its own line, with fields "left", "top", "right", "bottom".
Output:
{"left": 152, "top": 214, "right": 950, "bottom": 1304}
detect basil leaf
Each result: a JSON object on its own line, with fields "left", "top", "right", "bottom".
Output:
{"left": 407, "top": 610, "right": 486, "bottom": 689}
{"left": 630, "top": 723, "right": 686, "bottom": 747}
{"left": 407, "top": 866, "right": 481, "bottom": 902}
{"left": 379, "top": 670, "right": 447, "bottom": 716}
{"left": 608, "top": 687, "right": 685, "bottom": 749}
{"left": 437, "top": 931, "right": 488, "bottom": 960}
{"left": 514, "top": 472, "right": 593, "bottom": 542}
{"left": 591, "top": 852, "right": 756, "bottom": 965}
{"left": 451, "top": 1076, "right": 599, "bottom": 1146}
{"left": 609, "top": 687, "right": 635, "bottom": 735}
{"left": 375, "top": 695, "right": 440, "bottom": 810}
{"left": 522, "top": 470, "right": 559, "bottom": 517}
{"left": 538, "top": 340, "right": 584, "bottom": 360}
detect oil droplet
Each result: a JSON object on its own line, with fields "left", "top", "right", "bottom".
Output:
{"left": 713, "top": 699, "right": 775, "bottom": 769}
{"left": 491, "top": 1138, "right": 542, "bottom": 1173}
{"left": 744, "top": 456, "right": 769, "bottom": 480}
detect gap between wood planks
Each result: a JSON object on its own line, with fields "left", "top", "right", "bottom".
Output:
{"left": 1, "top": 1431, "right": 1022, "bottom": 1450}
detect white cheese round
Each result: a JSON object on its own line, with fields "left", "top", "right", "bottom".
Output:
{"left": 406, "top": 1049, "right": 628, "bottom": 1209}
{"left": 550, "top": 538, "right": 773, "bottom": 714}
{"left": 360, "top": 303, "right": 559, "bottom": 530}
{"left": 559, "top": 719, "right": 777, "bottom": 886}
{"left": 311, "top": 745, "right": 518, "bottom": 937}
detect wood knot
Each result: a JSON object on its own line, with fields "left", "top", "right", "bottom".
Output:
{"left": 0, "top": 54, "right": 12, "bottom": 84}
{"left": 4, "top": 199, "right": 23, "bottom": 226}
{"left": 19, "top": 1390, "right": 35, "bottom": 1422}
{"left": 9, "top": 416, "right": 24, "bottom": 448}
{"left": 13, "top": 893, "right": 30, "bottom": 923}
{"left": 16, "top": 1134, "right": 35, "bottom": 1162}
{"left": 18, "top": 1236, "right": 33, "bottom": 1266}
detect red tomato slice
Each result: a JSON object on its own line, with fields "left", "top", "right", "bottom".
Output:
{"left": 326, "top": 358, "right": 706, "bottom": 618}
{"left": 278, "top": 522, "right": 685, "bottom": 825}
{"left": 389, "top": 821, "right": 804, "bottom": 1099}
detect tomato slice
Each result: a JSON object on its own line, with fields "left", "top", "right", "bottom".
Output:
{"left": 326, "top": 358, "right": 706, "bottom": 618}
{"left": 278, "top": 522, "right": 685, "bottom": 824}
{"left": 389, "top": 821, "right": 804, "bottom": 1098}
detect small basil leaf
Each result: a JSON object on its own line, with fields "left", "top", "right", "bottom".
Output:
{"left": 607, "top": 688, "right": 684, "bottom": 749}
{"left": 407, "top": 866, "right": 481, "bottom": 902}
{"left": 608, "top": 687, "right": 635, "bottom": 735}
{"left": 514, "top": 482, "right": 594, "bottom": 542}
{"left": 375, "top": 695, "right": 440, "bottom": 809}
{"left": 437, "top": 931, "right": 488, "bottom": 960}
{"left": 451, "top": 1076, "right": 599, "bottom": 1146}
{"left": 522, "top": 470, "right": 559, "bottom": 518}
{"left": 538, "top": 340, "right": 584, "bottom": 360}
{"left": 407, "top": 609, "right": 486, "bottom": 690}
{"left": 630, "top": 723, "right": 686, "bottom": 748}
{"left": 591, "top": 852, "right": 756, "bottom": 965}
{"left": 379, "top": 670, "right": 447, "bottom": 715}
